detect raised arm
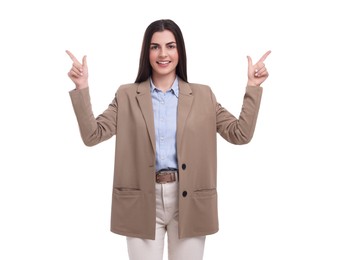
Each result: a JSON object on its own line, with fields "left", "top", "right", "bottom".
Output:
{"left": 66, "top": 50, "right": 117, "bottom": 146}
{"left": 216, "top": 51, "right": 271, "bottom": 144}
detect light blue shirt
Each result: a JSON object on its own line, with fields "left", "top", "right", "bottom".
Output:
{"left": 150, "top": 77, "right": 179, "bottom": 172}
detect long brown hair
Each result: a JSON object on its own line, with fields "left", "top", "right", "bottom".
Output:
{"left": 135, "top": 19, "right": 188, "bottom": 83}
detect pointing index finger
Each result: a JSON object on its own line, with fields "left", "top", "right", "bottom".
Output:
{"left": 258, "top": 50, "right": 272, "bottom": 63}
{"left": 66, "top": 50, "right": 80, "bottom": 64}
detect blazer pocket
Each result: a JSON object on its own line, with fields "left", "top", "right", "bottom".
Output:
{"left": 193, "top": 188, "right": 217, "bottom": 198}
{"left": 190, "top": 188, "right": 218, "bottom": 233}
{"left": 111, "top": 188, "right": 145, "bottom": 234}
{"left": 113, "top": 188, "right": 142, "bottom": 198}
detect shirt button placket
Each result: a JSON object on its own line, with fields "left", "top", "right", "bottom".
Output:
{"left": 159, "top": 95, "right": 166, "bottom": 164}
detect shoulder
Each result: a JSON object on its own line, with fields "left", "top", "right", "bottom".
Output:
{"left": 188, "top": 82, "right": 211, "bottom": 89}
{"left": 114, "top": 83, "right": 140, "bottom": 99}
{"left": 179, "top": 79, "right": 215, "bottom": 101}
{"left": 188, "top": 82, "right": 214, "bottom": 95}
{"left": 116, "top": 80, "right": 150, "bottom": 95}
{"left": 117, "top": 83, "right": 138, "bottom": 93}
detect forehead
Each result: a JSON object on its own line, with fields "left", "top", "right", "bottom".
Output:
{"left": 151, "top": 30, "right": 176, "bottom": 43}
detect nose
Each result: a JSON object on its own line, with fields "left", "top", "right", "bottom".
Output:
{"left": 159, "top": 47, "right": 167, "bottom": 58}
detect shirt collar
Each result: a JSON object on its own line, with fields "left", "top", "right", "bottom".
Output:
{"left": 150, "top": 77, "right": 179, "bottom": 97}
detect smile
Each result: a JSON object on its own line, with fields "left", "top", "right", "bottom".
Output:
{"left": 157, "top": 61, "right": 171, "bottom": 64}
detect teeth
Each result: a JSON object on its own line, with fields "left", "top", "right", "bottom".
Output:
{"left": 158, "top": 61, "right": 169, "bottom": 64}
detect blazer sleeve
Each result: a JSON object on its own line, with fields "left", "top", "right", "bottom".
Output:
{"left": 214, "top": 85, "right": 263, "bottom": 144}
{"left": 69, "top": 87, "right": 118, "bottom": 146}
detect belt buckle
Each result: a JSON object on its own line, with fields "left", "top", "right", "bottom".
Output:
{"left": 156, "top": 170, "right": 176, "bottom": 184}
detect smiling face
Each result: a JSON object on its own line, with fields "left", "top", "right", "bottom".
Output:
{"left": 149, "top": 30, "right": 179, "bottom": 81}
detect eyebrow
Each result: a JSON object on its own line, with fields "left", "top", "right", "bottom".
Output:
{"left": 150, "top": 41, "right": 177, "bottom": 46}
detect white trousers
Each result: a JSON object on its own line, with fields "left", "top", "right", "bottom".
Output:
{"left": 126, "top": 177, "right": 206, "bottom": 260}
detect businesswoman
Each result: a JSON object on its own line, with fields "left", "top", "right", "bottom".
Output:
{"left": 67, "top": 19, "right": 271, "bottom": 260}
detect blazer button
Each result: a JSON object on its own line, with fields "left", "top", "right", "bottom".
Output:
{"left": 182, "top": 164, "right": 186, "bottom": 170}
{"left": 182, "top": 191, "right": 188, "bottom": 197}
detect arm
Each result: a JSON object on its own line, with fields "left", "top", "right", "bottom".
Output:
{"left": 215, "top": 86, "right": 262, "bottom": 144}
{"left": 215, "top": 51, "right": 271, "bottom": 144}
{"left": 69, "top": 88, "right": 118, "bottom": 146}
{"left": 66, "top": 50, "right": 117, "bottom": 146}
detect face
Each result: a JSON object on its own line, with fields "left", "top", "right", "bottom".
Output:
{"left": 149, "top": 30, "right": 179, "bottom": 79}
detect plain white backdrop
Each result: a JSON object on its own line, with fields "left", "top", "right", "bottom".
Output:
{"left": 1, "top": 0, "right": 340, "bottom": 259}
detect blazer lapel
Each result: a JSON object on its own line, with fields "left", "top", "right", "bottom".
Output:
{"left": 177, "top": 79, "right": 193, "bottom": 148}
{"left": 136, "top": 80, "right": 156, "bottom": 155}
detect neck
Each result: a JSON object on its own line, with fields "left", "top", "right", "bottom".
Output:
{"left": 151, "top": 74, "right": 176, "bottom": 93}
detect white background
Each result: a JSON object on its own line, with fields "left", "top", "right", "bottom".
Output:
{"left": 1, "top": 0, "right": 340, "bottom": 259}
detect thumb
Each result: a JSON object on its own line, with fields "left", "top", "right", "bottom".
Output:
{"left": 82, "top": 55, "right": 88, "bottom": 68}
{"left": 247, "top": 55, "right": 252, "bottom": 67}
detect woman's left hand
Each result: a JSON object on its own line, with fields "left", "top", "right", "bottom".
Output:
{"left": 247, "top": 50, "right": 271, "bottom": 87}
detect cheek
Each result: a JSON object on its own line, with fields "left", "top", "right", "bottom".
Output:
{"left": 173, "top": 53, "right": 179, "bottom": 65}
{"left": 149, "top": 52, "right": 154, "bottom": 62}
{"left": 173, "top": 51, "right": 179, "bottom": 62}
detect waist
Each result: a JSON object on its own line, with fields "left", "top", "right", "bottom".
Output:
{"left": 156, "top": 168, "right": 178, "bottom": 184}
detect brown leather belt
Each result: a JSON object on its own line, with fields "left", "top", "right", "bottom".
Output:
{"left": 156, "top": 169, "right": 177, "bottom": 184}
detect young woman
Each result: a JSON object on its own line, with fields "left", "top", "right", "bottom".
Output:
{"left": 67, "top": 19, "right": 270, "bottom": 260}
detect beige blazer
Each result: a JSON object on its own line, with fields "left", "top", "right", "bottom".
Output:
{"left": 69, "top": 78, "right": 262, "bottom": 239}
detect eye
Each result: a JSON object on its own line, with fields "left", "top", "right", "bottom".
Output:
{"left": 168, "top": 44, "right": 177, "bottom": 49}
{"left": 150, "top": 45, "right": 159, "bottom": 50}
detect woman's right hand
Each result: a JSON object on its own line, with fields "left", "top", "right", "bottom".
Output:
{"left": 66, "top": 50, "right": 89, "bottom": 89}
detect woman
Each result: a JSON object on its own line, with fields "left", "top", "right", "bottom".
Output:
{"left": 67, "top": 19, "right": 270, "bottom": 260}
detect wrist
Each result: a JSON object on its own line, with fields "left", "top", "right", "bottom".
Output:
{"left": 247, "top": 80, "right": 260, "bottom": 88}
{"left": 76, "top": 84, "right": 89, "bottom": 90}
